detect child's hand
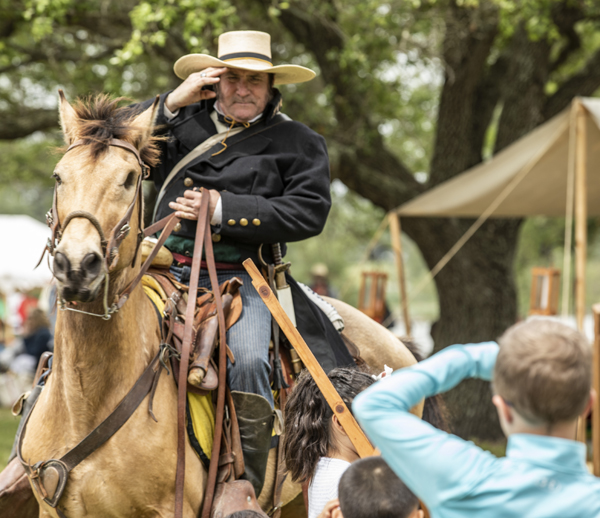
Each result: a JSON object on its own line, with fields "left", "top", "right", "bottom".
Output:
{"left": 317, "top": 498, "right": 341, "bottom": 518}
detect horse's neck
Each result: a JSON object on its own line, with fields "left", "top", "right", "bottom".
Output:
{"left": 49, "top": 271, "right": 159, "bottom": 431}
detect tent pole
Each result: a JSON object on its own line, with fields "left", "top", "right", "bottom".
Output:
{"left": 561, "top": 102, "right": 577, "bottom": 317}
{"left": 575, "top": 98, "right": 587, "bottom": 333}
{"left": 575, "top": 99, "right": 588, "bottom": 445}
{"left": 389, "top": 212, "right": 411, "bottom": 336}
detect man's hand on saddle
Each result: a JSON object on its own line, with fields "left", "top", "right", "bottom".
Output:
{"left": 165, "top": 67, "right": 227, "bottom": 112}
{"left": 169, "top": 188, "right": 220, "bottom": 222}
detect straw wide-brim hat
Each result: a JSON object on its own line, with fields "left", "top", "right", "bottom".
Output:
{"left": 174, "top": 30, "right": 316, "bottom": 85}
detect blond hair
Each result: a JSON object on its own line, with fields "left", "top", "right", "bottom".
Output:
{"left": 494, "top": 318, "right": 591, "bottom": 425}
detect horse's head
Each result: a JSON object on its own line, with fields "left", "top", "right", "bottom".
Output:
{"left": 51, "top": 92, "right": 160, "bottom": 304}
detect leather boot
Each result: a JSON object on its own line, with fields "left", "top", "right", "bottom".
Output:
{"left": 231, "top": 391, "right": 274, "bottom": 498}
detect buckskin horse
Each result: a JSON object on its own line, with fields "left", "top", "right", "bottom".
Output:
{"left": 3, "top": 92, "right": 421, "bottom": 518}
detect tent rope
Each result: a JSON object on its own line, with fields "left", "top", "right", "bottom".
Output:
{"left": 402, "top": 117, "right": 571, "bottom": 299}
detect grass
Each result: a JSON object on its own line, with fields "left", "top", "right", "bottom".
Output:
{"left": 0, "top": 407, "right": 20, "bottom": 470}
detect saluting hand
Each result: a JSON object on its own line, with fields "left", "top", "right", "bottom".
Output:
{"left": 169, "top": 188, "right": 220, "bottom": 222}
{"left": 165, "top": 67, "right": 227, "bottom": 112}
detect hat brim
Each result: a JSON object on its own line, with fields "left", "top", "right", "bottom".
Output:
{"left": 174, "top": 54, "right": 316, "bottom": 85}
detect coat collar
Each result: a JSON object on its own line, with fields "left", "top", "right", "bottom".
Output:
{"left": 506, "top": 434, "right": 588, "bottom": 475}
{"left": 171, "top": 89, "right": 284, "bottom": 154}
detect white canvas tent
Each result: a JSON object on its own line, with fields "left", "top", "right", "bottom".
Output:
{"left": 395, "top": 97, "right": 600, "bottom": 331}
{"left": 0, "top": 215, "right": 53, "bottom": 293}
{"left": 387, "top": 97, "right": 600, "bottom": 470}
{"left": 397, "top": 97, "right": 600, "bottom": 218}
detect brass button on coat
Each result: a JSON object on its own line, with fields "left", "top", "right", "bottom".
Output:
{"left": 252, "top": 218, "right": 261, "bottom": 226}
{"left": 173, "top": 222, "right": 182, "bottom": 232}
{"left": 212, "top": 233, "right": 222, "bottom": 242}
{"left": 184, "top": 177, "right": 193, "bottom": 187}
{"left": 240, "top": 218, "right": 248, "bottom": 227}
{"left": 228, "top": 219, "right": 236, "bottom": 226}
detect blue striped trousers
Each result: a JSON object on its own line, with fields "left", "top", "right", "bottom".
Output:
{"left": 170, "top": 265, "right": 273, "bottom": 408}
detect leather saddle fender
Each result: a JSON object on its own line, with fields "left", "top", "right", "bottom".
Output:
{"left": 149, "top": 270, "right": 243, "bottom": 394}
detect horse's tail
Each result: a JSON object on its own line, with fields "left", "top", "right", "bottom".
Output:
{"left": 402, "top": 339, "right": 451, "bottom": 433}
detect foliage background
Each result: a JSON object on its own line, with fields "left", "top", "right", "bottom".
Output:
{"left": 3, "top": 0, "right": 600, "bottom": 438}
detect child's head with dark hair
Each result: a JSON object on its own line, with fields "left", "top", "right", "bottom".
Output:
{"left": 283, "top": 367, "right": 375, "bottom": 483}
{"left": 224, "top": 511, "right": 265, "bottom": 518}
{"left": 337, "top": 457, "right": 422, "bottom": 518}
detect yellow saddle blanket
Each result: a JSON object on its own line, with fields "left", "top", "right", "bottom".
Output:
{"left": 142, "top": 275, "right": 215, "bottom": 464}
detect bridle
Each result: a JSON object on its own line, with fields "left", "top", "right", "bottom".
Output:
{"left": 41, "top": 137, "right": 180, "bottom": 320}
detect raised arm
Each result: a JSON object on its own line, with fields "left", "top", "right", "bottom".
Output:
{"left": 352, "top": 342, "right": 500, "bottom": 509}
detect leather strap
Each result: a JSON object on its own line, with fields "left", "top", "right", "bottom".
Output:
{"left": 201, "top": 199, "right": 229, "bottom": 518}
{"left": 17, "top": 349, "right": 165, "bottom": 512}
{"left": 114, "top": 214, "right": 181, "bottom": 311}
{"left": 60, "top": 353, "right": 162, "bottom": 471}
{"left": 174, "top": 194, "right": 211, "bottom": 518}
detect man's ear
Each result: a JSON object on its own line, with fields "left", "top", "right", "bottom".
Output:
{"left": 58, "top": 90, "right": 79, "bottom": 145}
{"left": 581, "top": 389, "right": 596, "bottom": 418}
{"left": 492, "top": 395, "right": 514, "bottom": 424}
{"left": 130, "top": 96, "right": 160, "bottom": 150}
{"left": 331, "top": 507, "right": 344, "bottom": 518}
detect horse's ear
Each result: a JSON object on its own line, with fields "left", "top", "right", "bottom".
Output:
{"left": 58, "top": 90, "right": 79, "bottom": 145}
{"left": 131, "top": 96, "right": 160, "bottom": 151}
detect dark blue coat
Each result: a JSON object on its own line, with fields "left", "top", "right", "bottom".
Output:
{"left": 145, "top": 90, "right": 331, "bottom": 264}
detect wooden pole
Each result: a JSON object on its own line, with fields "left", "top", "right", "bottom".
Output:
{"left": 593, "top": 303, "right": 600, "bottom": 476}
{"left": 243, "top": 259, "right": 375, "bottom": 458}
{"left": 575, "top": 99, "right": 588, "bottom": 445}
{"left": 389, "top": 212, "right": 412, "bottom": 336}
{"left": 561, "top": 102, "right": 577, "bottom": 317}
{"left": 575, "top": 99, "right": 587, "bottom": 332}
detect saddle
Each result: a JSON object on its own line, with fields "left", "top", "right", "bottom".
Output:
{"left": 144, "top": 266, "right": 243, "bottom": 394}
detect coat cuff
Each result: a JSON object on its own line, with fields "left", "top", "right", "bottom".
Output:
{"left": 219, "top": 191, "right": 260, "bottom": 241}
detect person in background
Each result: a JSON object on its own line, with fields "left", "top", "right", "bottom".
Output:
{"left": 309, "top": 263, "right": 335, "bottom": 298}
{"left": 10, "top": 308, "right": 52, "bottom": 375}
{"left": 283, "top": 367, "right": 375, "bottom": 518}
{"left": 317, "top": 456, "right": 423, "bottom": 518}
{"left": 0, "top": 319, "right": 5, "bottom": 352}
{"left": 353, "top": 318, "right": 600, "bottom": 518}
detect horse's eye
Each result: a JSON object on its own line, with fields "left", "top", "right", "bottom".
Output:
{"left": 123, "top": 171, "right": 135, "bottom": 189}
{"left": 52, "top": 172, "right": 62, "bottom": 185}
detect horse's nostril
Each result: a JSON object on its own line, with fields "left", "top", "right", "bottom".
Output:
{"left": 53, "top": 252, "right": 71, "bottom": 274}
{"left": 81, "top": 252, "right": 102, "bottom": 277}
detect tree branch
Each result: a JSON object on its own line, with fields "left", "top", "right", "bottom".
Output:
{"left": 549, "top": 2, "right": 586, "bottom": 74}
{"left": 259, "top": 1, "right": 422, "bottom": 205}
{"left": 543, "top": 47, "right": 600, "bottom": 121}
{"left": 0, "top": 109, "right": 58, "bottom": 140}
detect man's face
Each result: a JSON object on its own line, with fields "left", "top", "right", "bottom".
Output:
{"left": 216, "top": 69, "right": 271, "bottom": 122}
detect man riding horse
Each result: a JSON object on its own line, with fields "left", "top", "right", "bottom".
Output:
{"left": 140, "top": 30, "right": 354, "bottom": 497}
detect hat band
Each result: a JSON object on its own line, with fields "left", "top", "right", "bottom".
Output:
{"left": 219, "top": 52, "right": 272, "bottom": 65}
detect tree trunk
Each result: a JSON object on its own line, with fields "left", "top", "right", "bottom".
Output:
{"left": 402, "top": 216, "right": 522, "bottom": 440}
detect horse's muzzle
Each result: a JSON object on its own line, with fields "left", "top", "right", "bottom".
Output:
{"left": 53, "top": 251, "right": 104, "bottom": 302}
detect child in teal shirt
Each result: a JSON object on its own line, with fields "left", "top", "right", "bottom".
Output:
{"left": 353, "top": 319, "right": 600, "bottom": 518}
